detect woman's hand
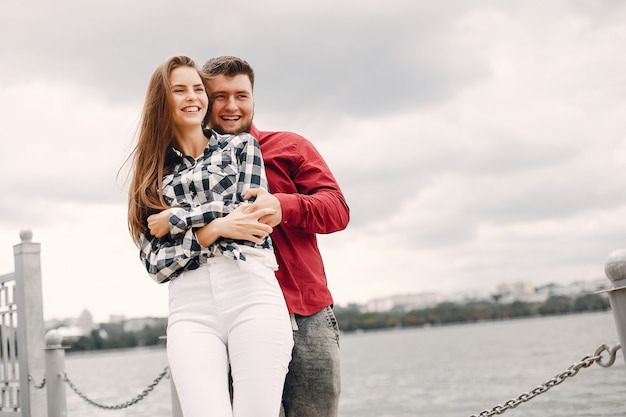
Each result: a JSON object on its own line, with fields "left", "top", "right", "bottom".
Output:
{"left": 147, "top": 209, "right": 171, "bottom": 238}
{"left": 196, "top": 204, "right": 276, "bottom": 247}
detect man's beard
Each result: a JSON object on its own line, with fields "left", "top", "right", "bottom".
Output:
{"left": 210, "top": 115, "right": 253, "bottom": 135}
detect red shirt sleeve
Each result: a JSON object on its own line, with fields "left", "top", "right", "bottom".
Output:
{"left": 274, "top": 137, "right": 350, "bottom": 234}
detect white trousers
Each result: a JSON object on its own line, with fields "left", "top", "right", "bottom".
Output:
{"left": 167, "top": 254, "right": 293, "bottom": 417}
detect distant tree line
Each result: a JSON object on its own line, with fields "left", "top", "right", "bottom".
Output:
{"left": 334, "top": 292, "right": 610, "bottom": 332}
{"left": 66, "top": 318, "right": 167, "bottom": 352}
{"left": 63, "top": 293, "right": 609, "bottom": 351}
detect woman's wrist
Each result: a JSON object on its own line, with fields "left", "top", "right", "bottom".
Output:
{"left": 196, "top": 219, "right": 223, "bottom": 247}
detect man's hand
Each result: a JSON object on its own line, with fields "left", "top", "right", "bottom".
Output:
{"left": 243, "top": 188, "right": 282, "bottom": 227}
{"left": 147, "top": 209, "right": 171, "bottom": 238}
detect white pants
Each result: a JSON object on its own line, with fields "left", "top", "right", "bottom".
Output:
{"left": 167, "top": 253, "right": 293, "bottom": 417}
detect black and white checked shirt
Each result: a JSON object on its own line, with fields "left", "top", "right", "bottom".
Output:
{"left": 138, "top": 130, "right": 272, "bottom": 283}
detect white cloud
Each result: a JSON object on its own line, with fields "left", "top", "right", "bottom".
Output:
{"left": 1, "top": 0, "right": 626, "bottom": 321}
{"left": 0, "top": 81, "right": 140, "bottom": 220}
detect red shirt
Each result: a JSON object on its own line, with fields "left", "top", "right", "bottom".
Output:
{"left": 250, "top": 125, "right": 350, "bottom": 316}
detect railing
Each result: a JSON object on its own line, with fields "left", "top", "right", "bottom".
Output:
{"left": 4, "top": 230, "right": 626, "bottom": 416}
{"left": 0, "top": 271, "right": 20, "bottom": 416}
{"left": 602, "top": 248, "right": 626, "bottom": 362}
{"left": 469, "top": 342, "right": 621, "bottom": 416}
{"left": 466, "top": 248, "right": 626, "bottom": 416}
{"left": 467, "top": 248, "right": 626, "bottom": 416}
{"left": 1, "top": 230, "right": 182, "bottom": 417}
{"left": 0, "top": 230, "right": 46, "bottom": 417}
{"left": 31, "top": 329, "right": 621, "bottom": 417}
{"left": 32, "top": 331, "right": 181, "bottom": 417}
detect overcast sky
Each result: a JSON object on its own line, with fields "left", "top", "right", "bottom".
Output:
{"left": 1, "top": 0, "right": 625, "bottom": 323}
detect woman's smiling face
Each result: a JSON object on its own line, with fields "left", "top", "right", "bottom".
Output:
{"left": 169, "top": 66, "right": 209, "bottom": 130}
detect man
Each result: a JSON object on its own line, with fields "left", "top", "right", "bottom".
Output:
{"left": 201, "top": 56, "right": 350, "bottom": 417}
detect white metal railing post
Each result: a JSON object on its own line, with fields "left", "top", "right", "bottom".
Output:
{"left": 604, "top": 248, "right": 626, "bottom": 364}
{"left": 45, "top": 329, "right": 67, "bottom": 417}
{"left": 14, "top": 229, "right": 47, "bottom": 417}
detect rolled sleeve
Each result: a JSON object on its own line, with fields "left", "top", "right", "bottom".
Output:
{"left": 169, "top": 201, "right": 230, "bottom": 237}
{"left": 138, "top": 229, "right": 204, "bottom": 283}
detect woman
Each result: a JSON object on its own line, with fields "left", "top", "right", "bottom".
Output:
{"left": 127, "top": 55, "right": 293, "bottom": 417}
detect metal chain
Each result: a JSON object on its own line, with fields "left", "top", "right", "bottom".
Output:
{"left": 63, "top": 365, "right": 170, "bottom": 410}
{"left": 469, "top": 343, "right": 621, "bottom": 417}
{"left": 27, "top": 375, "right": 46, "bottom": 389}
{"left": 30, "top": 342, "right": 624, "bottom": 414}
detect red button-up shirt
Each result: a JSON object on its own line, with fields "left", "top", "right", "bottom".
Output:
{"left": 250, "top": 125, "right": 350, "bottom": 316}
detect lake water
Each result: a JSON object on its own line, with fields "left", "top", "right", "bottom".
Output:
{"left": 63, "top": 311, "right": 625, "bottom": 416}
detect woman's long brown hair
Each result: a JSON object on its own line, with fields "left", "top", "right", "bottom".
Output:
{"left": 127, "top": 55, "right": 209, "bottom": 244}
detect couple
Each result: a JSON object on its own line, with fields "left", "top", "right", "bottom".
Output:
{"left": 127, "top": 55, "right": 350, "bottom": 417}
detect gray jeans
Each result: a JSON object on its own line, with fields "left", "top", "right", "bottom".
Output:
{"left": 280, "top": 306, "right": 341, "bottom": 417}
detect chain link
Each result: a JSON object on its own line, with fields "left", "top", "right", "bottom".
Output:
{"left": 469, "top": 343, "right": 621, "bottom": 417}
{"left": 63, "top": 366, "right": 170, "bottom": 410}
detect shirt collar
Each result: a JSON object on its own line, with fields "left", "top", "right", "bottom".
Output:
{"left": 170, "top": 130, "right": 218, "bottom": 165}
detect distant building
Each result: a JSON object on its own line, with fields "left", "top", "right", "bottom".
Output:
{"left": 366, "top": 297, "right": 394, "bottom": 312}
{"left": 76, "top": 309, "right": 95, "bottom": 336}
{"left": 366, "top": 292, "right": 443, "bottom": 312}
{"left": 45, "top": 309, "right": 95, "bottom": 339}
{"left": 360, "top": 277, "right": 608, "bottom": 312}
{"left": 55, "top": 325, "right": 84, "bottom": 339}
{"left": 123, "top": 317, "right": 165, "bottom": 333}
{"left": 497, "top": 281, "right": 535, "bottom": 297}
{"left": 108, "top": 314, "right": 126, "bottom": 323}
{"left": 495, "top": 281, "right": 544, "bottom": 303}
{"left": 535, "top": 278, "right": 608, "bottom": 299}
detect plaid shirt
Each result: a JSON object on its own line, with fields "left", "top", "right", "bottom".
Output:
{"left": 138, "top": 130, "right": 272, "bottom": 283}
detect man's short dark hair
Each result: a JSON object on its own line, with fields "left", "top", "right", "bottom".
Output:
{"left": 201, "top": 56, "right": 255, "bottom": 90}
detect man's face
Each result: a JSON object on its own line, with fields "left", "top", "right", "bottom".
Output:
{"left": 206, "top": 74, "right": 254, "bottom": 134}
